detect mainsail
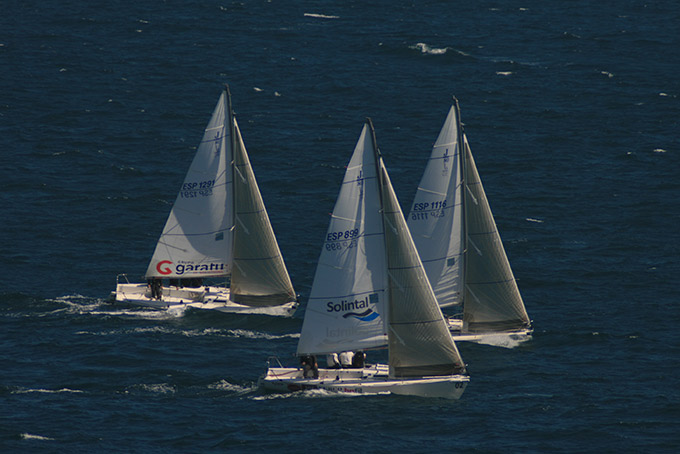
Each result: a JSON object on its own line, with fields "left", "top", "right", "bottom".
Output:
{"left": 406, "top": 105, "right": 465, "bottom": 308}
{"left": 146, "top": 91, "right": 233, "bottom": 279}
{"left": 297, "top": 123, "right": 388, "bottom": 355}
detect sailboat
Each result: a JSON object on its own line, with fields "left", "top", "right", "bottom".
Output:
{"left": 259, "top": 119, "right": 469, "bottom": 398}
{"left": 406, "top": 98, "right": 532, "bottom": 343}
{"left": 112, "top": 86, "right": 298, "bottom": 316}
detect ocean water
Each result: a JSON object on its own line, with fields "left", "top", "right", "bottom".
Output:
{"left": 2, "top": 0, "right": 679, "bottom": 452}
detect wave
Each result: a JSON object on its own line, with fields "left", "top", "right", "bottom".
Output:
{"left": 12, "top": 387, "right": 84, "bottom": 394}
{"left": 228, "top": 329, "right": 299, "bottom": 340}
{"left": 131, "top": 383, "right": 177, "bottom": 394}
{"left": 304, "top": 13, "right": 340, "bottom": 19}
{"left": 252, "top": 388, "right": 379, "bottom": 400}
{"left": 21, "top": 433, "right": 55, "bottom": 441}
{"left": 208, "top": 379, "right": 256, "bottom": 395}
{"left": 411, "top": 42, "right": 451, "bottom": 55}
{"left": 75, "top": 326, "right": 299, "bottom": 340}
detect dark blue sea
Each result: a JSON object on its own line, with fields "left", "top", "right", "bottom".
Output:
{"left": 2, "top": 0, "right": 679, "bottom": 452}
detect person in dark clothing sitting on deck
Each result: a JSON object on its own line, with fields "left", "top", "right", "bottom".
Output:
{"left": 299, "top": 355, "right": 318, "bottom": 379}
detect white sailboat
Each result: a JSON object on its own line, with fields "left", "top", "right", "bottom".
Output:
{"left": 407, "top": 99, "right": 532, "bottom": 343}
{"left": 112, "top": 86, "right": 298, "bottom": 316}
{"left": 259, "top": 120, "right": 469, "bottom": 398}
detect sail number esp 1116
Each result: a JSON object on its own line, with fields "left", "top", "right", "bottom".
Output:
{"left": 411, "top": 199, "right": 447, "bottom": 220}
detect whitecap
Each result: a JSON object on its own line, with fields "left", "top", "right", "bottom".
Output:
{"left": 21, "top": 433, "right": 55, "bottom": 441}
{"left": 526, "top": 217, "right": 544, "bottom": 223}
{"left": 496, "top": 71, "right": 513, "bottom": 76}
{"left": 304, "top": 13, "right": 340, "bottom": 19}
{"left": 13, "top": 387, "right": 84, "bottom": 394}
{"left": 412, "top": 42, "right": 448, "bottom": 55}
{"left": 653, "top": 148, "right": 667, "bottom": 153}
{"left": 135, "top": 383, "right": 177, "bottom": 394}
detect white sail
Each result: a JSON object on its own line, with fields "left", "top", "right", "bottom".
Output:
{"left": 379, "top": 156, "right": 466, "bottom": 378}
{"left": 146, "top": 92, "right": 233, "bottom": 279}
{"left": 462, "top": 137, "right": 530, "bottom": 331}
{"left": 230, "top": 119, "right": 296, "bottom": 306}
{"left": 407, "top": 105, "right": 465, "bottom": 308}
{"left": 297, "top": 123, "right": 388, "bottom": 355}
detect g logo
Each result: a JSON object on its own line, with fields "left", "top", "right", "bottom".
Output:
{"left": 156, "top": 260, "right": 173, "bottom": 275}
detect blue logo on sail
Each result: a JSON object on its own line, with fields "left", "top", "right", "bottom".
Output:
{"left": 343, "top": 308, "right": 380, "bottom": 322}
{"left": 326, "top": 293, "right": 380, "bottom": 322}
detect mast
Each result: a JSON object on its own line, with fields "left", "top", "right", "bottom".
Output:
{"left": 453, "top": 97, "right": 468, "bottom": 311}
{"left": 366, "top": 118, "right": 384, "bottom": 205}
{"left": 225, "top": 84, "right": 236, "bottom": 290}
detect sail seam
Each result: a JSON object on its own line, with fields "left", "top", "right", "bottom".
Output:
{"left": 308, "top": 290, "right": 385, "bottom": 300}
{"left": 467, "top": 278, "right": 516, "bottom": 285}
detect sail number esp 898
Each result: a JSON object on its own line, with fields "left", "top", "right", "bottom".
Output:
{"left": 325, "top": 228, "right": 360, "bottom": 251}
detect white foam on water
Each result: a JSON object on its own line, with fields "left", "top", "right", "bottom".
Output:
{"left": 21, "top": 433, "right": 55, "bottom": 441}
{"left": 133, "top": 383, "right": 177, "bottom": 394}
{"left": 13, "top": 387, "right": 84, "bottom": 394}
{"left": 227, "top": 329, "right": 299, "bottom": 340}
{"left": 412, "top": 42, "right": 449, "bottom": 55}
{"left": 208, "top": 380, "right": 256, "bottom": 394}
{"left": 475, "top": 333, "right": 527, "bottom": 349}
{"left": 304, "top": 13, "right": 340, "bottom": 19}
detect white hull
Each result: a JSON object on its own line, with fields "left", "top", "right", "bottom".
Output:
{"left": 111, "top": 282, "right": 298, "bottom": 317}
{"left": 447, "top": 318, "right": 533, "bottom": 344}
{"left": 259, "top": 365, "right": 469, "bottom": 399}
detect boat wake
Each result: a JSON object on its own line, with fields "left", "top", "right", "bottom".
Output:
{"left": 208, "top": 380, "right": 257, "bottom": 395}
{"left": 253, "top": 387, "right": 366, "bottom": 400}
{"left": 474, "top": 333, "right": 529, "bottom": 349}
